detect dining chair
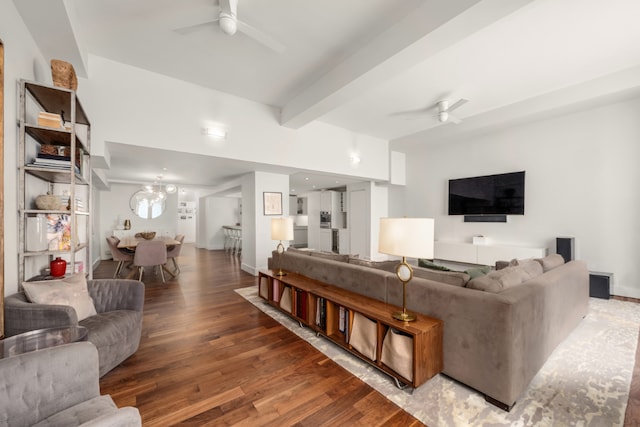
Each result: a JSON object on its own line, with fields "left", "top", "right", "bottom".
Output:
{"left": 106, "top": 236, "right": 134, "bottom": 279}
{"left": 133, "top": 240, "right": 167, "bottom": 282}
{"left": 166, "top": 234, "right": 185, "bottom": 275}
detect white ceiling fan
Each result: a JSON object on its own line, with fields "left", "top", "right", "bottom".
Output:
{"left": 173, "top": 0, "right": 285, "bottom": 54}
{"left": 393, "top": 98, "right": 469, "bottom": 124}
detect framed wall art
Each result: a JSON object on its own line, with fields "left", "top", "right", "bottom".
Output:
{"left": 263, "top": 192, "right": 282, "bottom": 216}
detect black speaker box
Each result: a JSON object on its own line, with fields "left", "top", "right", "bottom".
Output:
{"left": 589, "top": 272, "right": 612, "bottom": 299}
{"left": 556, "top": 237, "right": 575, "bottom": 262}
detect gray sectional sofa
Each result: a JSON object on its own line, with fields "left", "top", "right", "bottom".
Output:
{"left": 268, "top": 248, "right": 589, "bottom": 410}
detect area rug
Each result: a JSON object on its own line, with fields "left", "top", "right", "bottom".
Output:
{"left": 235, "top": 286, "right": 640, "bottom": 426}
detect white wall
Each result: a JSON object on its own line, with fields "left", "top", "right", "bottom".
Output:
{"left": 98, "top": 183, "right": 178, "bottom": 259}
{"left": 198, "top": 196, "right": 239, "bottom": 250}
{"left": 241, "top": 171, "right": 290, "bottom": 275}
{"left": 398, "top": 97, "right": 640, "bottom": 298}
{"left": 1, "top": 1, "right": 52, "bottom": 294}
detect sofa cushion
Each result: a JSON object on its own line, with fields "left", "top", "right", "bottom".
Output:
{"left": 80, "top": 310, "right": 142, "bottom": 377}
{"left": 285, "top": 247, "right": 312, "bottom": 256}
{"left": 309, "top": 251, "right": 349, "bottom": 263}
{"left": 411, "top": 267, "right": 470, "bottom": 287}
{"left": 418, "top": 259, "right": 451, "bottom": 271}
{"left": 348, "top": 257, "right": 397, "bottom": 271}
{"left": 32, "top": 395, "right": 118, "bottom": 427}
{"left": 22, "top": 274, "right": 97, "bottom": 321}
{"left": 535, "top": 254, "right": 565, "bottom": 272}
{"left": 464, "top": 265, "right": 492, "bottom": 279}
{"left": 467, "top": 264, "right": 538, "bottom": 293}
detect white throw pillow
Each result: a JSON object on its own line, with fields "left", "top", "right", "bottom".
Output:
{"left": 22, "top": 273, "right": 97, "bottom": 321}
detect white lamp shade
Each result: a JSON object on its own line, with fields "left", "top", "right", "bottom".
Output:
{"left": 378, "top": 217, "right": 434, "bottom": 259}
{"left": 271, "top": 217, "right": 294, "bottom": 241}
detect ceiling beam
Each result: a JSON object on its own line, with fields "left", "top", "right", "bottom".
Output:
{"left": 280, "top": 0, "right": 534, "bottom": 130}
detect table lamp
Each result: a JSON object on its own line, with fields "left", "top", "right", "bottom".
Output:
{"left": 378, "top": 217, "right": 434, "bottom": 322}
{"left": 271, "top": 217, "right": 294, "bottom": 276}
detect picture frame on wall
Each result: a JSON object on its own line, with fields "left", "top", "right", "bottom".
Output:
{"left": 263, "top": 192, "right": 283, "bottom": 216}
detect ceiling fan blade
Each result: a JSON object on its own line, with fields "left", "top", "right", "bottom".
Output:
{"left": 173, "top": 19, "right": 218, "bottom": 35}
{"left": 448, "top": 114, "right": 462, "bottom": 124}
{"left": 236, "top": 20, "right": 285, "bottom": 53}
{"left": 447, "top": 98, "right": 468, "bottom": 112}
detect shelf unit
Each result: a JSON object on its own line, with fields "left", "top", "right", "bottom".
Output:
{"left": 258, "top": 269, "right": 443, "bottom": 388}
{"left": 18, "top": 80, "right": 92, "bottom": 282}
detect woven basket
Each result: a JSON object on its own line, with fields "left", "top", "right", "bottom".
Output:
{"left": 51, "top": 59, "right": 78, "bottom": 91}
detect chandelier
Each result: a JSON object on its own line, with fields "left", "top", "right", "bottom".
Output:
{"left": 143, "top": 176, "right": 177, "bottom": 202}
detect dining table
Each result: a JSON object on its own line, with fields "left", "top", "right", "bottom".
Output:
{"left": 117, "top": 236, "right": 181, "bottom": 279}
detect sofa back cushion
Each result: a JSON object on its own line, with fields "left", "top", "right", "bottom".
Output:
{"left": 535, "top": 253, "right": 565, "bottom": 272}
{"left": 309, "top": 251, "right": 350, "bottom": 263}
{"left": 466, "top": 259, "right": 543, "bottom": 293}
{"left": 411, "top": 267, "right": 470, "bottom": 287}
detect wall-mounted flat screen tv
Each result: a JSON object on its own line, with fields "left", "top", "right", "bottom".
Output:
{"left": 448, "top": 171, "right": 525, "bottom": 215}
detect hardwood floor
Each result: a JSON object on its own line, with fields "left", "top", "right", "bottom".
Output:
{"left": 95, "top": 245, "right": 425, "bottom": 426}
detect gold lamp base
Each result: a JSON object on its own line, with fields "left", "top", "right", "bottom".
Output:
{"left": 392, "top": 310, "right": 416, "bottom": 322}
{"left": 275, "top": 241, "right": 287, "bottom": 276}
{"left": 393, "top": 257, "right": 416, "bottom": 322}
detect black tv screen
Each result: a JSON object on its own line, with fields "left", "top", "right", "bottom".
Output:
{"left": 448, "top": 171, "right": 525, "bottom": 215}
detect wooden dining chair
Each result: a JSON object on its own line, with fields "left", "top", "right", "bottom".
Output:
{"left": 133, "top": 240, "right": 167, "bottom": 282}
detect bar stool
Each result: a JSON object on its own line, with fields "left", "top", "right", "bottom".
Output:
{"left": 223, "top": 227, "right": 232, "bottom": 252}
{"left": 231, "top": 228, "right": 242, "bottom": 256}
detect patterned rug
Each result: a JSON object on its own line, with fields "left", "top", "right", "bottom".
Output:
{"left": 236, "top": 286, "right": 640, "bottom": 426}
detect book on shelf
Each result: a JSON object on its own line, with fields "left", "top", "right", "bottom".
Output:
{"left": 295, "top": 289, "right": 307, "bottom": 320}
{"left": 37, "top": 112, "right": 64, "bottom": 129}
{"left": 46, "top": 214, "right": 71, "bottom": 251}
{"left": 272, "top": 279, "right": 281, "bottom": 303}
{"left": 316, "top": 298, "right": 326, "bottom": 329}
{"left": 339, "top": 306, "right": 346, "bottom": 333}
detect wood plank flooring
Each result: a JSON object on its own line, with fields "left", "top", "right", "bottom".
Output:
{"left": 95, "top": 245, "right": 640, "bottom": 426}
{"left": 95, "top": 245, "right": 424, "bottom": 426}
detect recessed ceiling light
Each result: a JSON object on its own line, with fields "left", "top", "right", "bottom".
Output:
{"left": 204, "top": 127, "right": 227, "bottom": 140}
{"left": 304, "top": 177, "right": 309, "bottom": 181}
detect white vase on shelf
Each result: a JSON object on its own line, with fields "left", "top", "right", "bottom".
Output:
{"left": 26, "top": 215, "right": 48, "bottom": 251}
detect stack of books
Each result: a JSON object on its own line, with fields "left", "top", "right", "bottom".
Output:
{"left": 32, "top": 145, "right": 80, "bottom": 173}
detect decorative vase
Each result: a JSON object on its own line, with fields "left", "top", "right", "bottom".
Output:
{"left": 124, "top": 219, "right": 131, "bottom": 230}
{"left": 50, "top": 59, "right": 78, "bottom": 91}
{"left": 50, "top": 257, "right": 67, "bottom": 277}
{"left": 26, "top": 215, "right": 48, "bottom": 251}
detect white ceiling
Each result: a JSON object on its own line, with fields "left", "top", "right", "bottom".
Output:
{"left": 14, "top": 0, "right": 640, "bottom": 194}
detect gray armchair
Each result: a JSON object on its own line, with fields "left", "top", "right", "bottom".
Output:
{"left": 0, "top": 341, "right": 141, "bottom": 426}
{"left": 4, "top": 279, "right": 145, "bottom": 377}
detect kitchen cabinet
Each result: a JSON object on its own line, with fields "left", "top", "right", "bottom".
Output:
{"left": 338, "top": 229, "right": 350, "bottom": 255}
{"left": 289, "top": 196, "right": 297, "bottom": 216}
{"left": 319, "top": 229, "right": 332, "bottom": 252}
